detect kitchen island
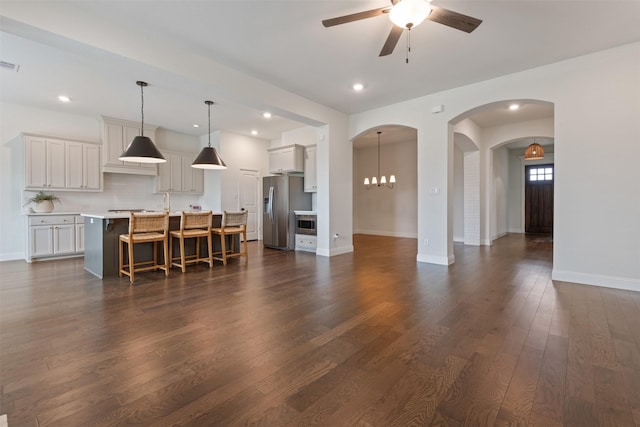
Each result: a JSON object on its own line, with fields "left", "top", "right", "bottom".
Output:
{"left": 81, "top": 211, "right": 234, "bottom": 279}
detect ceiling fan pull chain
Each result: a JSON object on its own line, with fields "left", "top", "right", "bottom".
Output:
{"left": 406, "top": 28, "right": 411, "bottom": 64}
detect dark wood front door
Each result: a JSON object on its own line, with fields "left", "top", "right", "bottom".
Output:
{"left": 525, "top": 164, "right": 554, "bottom": 234}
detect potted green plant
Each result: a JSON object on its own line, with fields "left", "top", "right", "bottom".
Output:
{"left": 25, "top": 191, "right": 61, "bottom": 213}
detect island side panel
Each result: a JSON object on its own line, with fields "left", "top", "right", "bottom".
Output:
{"left": 83, "top": 216, "right": 105, "bottom": 278}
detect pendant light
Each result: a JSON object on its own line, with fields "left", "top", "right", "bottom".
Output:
{"left": 119, "top": 81, "right": 166, "bottom": 163}
{"left": 364, "top": 131, "right": 395, "bottom": 189}
{"left": 524, "top": 138, "right": 545, "bottom": 160}
{"left": 192, "top": 101, "right": 227, "bottom": 170}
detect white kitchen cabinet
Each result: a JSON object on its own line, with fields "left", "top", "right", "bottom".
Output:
{"left": 295, "top": 234, "right": 317, "bottom": 252}
{"left": 66, "top": 141, "right": 102, "bottom": 190}
{"left": 101, "top": 116, "right": 158, "bottom": 176}
{"left": 25, "top": 136, "right": 66, "bottom": 189}
{"left": 303, "top": 145, "right": 317, "bottom": 192}
{"left": 181, "top": 156, "right": 204, "bottom": 193}
{"left": 75, "top": 221, "right": 85, "bottom": 253}
{"left": 156, "top": 151, "right": 204, "bottom": 193}
{"left": 268, "top": 145, "right": 304, "bottom": 174}
{"left": 27, "top": 214, "right": 83, "bottom": 261}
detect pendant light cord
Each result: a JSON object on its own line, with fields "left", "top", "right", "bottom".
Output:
{"left": 205, "top": 100, "right": 214, "bottom": 148}
{"left": 377, "top": 131, "right": 381, "bottom": 183}
{"left": 140, "top": 82, "right": 145, "bottom": 137}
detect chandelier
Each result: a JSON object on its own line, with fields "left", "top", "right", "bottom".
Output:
{"left": 364, "top": 131, "right": 396, "bottom": 189}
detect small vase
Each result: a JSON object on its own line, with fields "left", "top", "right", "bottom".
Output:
{"left": 33, "top": 200, "right": 54, "bottom": 213}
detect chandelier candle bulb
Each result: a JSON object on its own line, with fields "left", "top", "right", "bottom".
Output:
{"left": 363, "top": 130, "right": 396, "bottom": 189}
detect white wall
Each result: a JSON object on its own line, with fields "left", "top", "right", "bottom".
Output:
{"left": 350, "top": 42, "right": 640, "bottom": 291}
{"left": 0, "top": 102, "right": 216, "bottom": 260}
{"left": 492, "top": 146, "right": 509, "bottom": 240}
{"left": 353, "top": 139, "right": 418, "bottom": 238}
{"left": 218, "top": 131, "right": 270, "bottom": 212}
{"left": 453, "top": 145, "right": 464, "bottom": 242}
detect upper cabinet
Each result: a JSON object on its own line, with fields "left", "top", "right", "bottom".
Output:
{"left": 268, "top": 145, "right": 304, "bottom": 174}
{"left": 101, "top": 116, "right": 158, "bottom": 176}
{"left": 66, "top": 142, "right": 101, "bottom": 190}
{"left": 303, "top": 145, "right": 317, "bottom": 192}
{"left": 24, "top": 134, "right": 102, "bottom": 192}
{"left": 156, "top": 150, "right": 204, "bottom": 193}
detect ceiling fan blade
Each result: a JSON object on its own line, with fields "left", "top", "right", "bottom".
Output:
{"left": 322, "top": 7, "right": 390, "bottom": 27}
{"left": 379, "top": 25, "right": 404, "bottom": 57}
{"left": 427, "top": 6, "right": 482, "bottom": 33}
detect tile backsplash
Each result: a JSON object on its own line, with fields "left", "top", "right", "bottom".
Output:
{"left": 23, "top": 174, "right": 203, "bottom": 213}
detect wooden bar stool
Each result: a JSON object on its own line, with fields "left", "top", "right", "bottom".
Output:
{"left": 169, "top": 210, "right": 213, "bottom": 272}
{"left": 211, "top": 210, "right": 248, "bottom": 266}
{"left": 119, "top": 212, "right": 169, "bottom": 283}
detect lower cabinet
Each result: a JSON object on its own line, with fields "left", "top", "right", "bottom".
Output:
{"left": 27, "top": 214, "right": 84, "bottom": 262}
{"left": 295, "top": 234, "right": 317, "bottom": 252}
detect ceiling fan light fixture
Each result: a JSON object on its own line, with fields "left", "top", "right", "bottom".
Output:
{"left": 389, "top": 0, "right": 432, "bottom": 29}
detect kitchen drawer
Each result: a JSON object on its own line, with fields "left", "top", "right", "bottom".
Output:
{"left": 75, "top": 216, "right": 85, "bottom": 224}
{"left": 29, "top": 215, "right": 77, "bottom": 226}
{"left": 295, "top": 234, "right": 317, "bottom": 252}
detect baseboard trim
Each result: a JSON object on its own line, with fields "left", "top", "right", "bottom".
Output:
{"left": 354, "top": 230, "right": 418, "bottom": 239}
{"left": 492, "top": 232, "right": 508, "bottom": 241}
{"left": 552, "top": 269, "right": 640, "bottom": 292}
{"left": 316, "top": 245, "right": 354, "bottom": 257}
{"left": 0, "top": 252, "right": 26, "bottom": 262}
{"left": 417, "top": 253, "right": 454, "bottom": 265}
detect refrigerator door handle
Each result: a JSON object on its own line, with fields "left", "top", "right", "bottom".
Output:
{"left": 268, "top": 186, "right": 274, "bottom": 222}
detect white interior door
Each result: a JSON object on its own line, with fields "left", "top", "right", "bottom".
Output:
{"left": 240, "top": 169, "right": 259, "bottom": 241}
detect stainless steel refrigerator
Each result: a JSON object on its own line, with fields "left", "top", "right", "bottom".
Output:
{"left": 263, "top": 175, "right": 311, "bottom": 250}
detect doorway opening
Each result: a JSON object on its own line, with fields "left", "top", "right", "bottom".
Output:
{"left": 525, "top": 164, "right": 554, "bottom": 235}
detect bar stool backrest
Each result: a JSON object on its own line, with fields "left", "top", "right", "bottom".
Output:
{"left": 129, "top": 213, "right": 169, "bottom": 236}
{"left": 222, "top": 211, "right": 247, "bottom": 228}
{"left": 182, "top": 210, "right": 213, "bottom": 231}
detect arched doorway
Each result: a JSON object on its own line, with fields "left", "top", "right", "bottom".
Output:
{"left": 352, "top": 125, "right": 418, "bottom": 248}
{"left": 449, "top": 99, "right": 555, "bottom": 256}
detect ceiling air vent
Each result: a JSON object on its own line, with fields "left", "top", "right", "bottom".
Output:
{"left": 0, "top": 61, "right": 20, "bottom": 72}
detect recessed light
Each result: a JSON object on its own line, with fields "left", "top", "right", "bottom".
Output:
{"left": 58, "top": 95, "right": 71, "bottom": 102}
{"left": 352, "top": 83, "right": 364, "bottom": 92}
{"left": 192, "top": 124, "right": 200, "bottom": 128}
{"left": 263, "top": 112, "right": 272, "bottom": 119}
{"left": 509, "top": 104, "right": 519, "bottom": 111}
{"left": 251, "top": 130, "right": 258, "bottom": 136}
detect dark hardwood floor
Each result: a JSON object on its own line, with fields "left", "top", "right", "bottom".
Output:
{"left": 1, "top": 234, "right": 639, "bottom": 426}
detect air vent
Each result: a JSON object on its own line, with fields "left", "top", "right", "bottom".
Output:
{"left": 0, "top": 61, "right": 20, "bottom": 72}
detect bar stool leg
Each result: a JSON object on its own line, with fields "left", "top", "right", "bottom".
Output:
{"left": 163, "top": 237, "right": 169, "bottom": 276}
{"left": 207, "top": 233, "right": 213, "bottom": 268}
{"left": 128, "top": 241, "right": 135, "bottom": 283}
{"left": 220, "top": 231, "right": 227, "bottom": 266}
{"left": 179, "top": 236, "right": 186, "bottom": 273}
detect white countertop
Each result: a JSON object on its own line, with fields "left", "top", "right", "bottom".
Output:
{"left": 293, "top": 211, "right": 317, "bottom": 216}
{"left": 81, "top": 211, "right": 223, "bottom": 219}
{"left": 25, "top": 211, "right": 82, "bottom": 216}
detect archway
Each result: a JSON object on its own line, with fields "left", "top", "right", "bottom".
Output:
{"left": 449, "top": 99, "right": 555, "bottom": 258}
{"left": 352, "top": 125, "right": 418, "bottom": 245}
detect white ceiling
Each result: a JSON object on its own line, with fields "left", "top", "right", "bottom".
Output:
{"left": 1, "top": 1, "right": 639, "bottom": 141}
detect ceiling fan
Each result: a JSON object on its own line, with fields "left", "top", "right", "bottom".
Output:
{"left": 322, "top": 0, "right": 482, "bottom": 58}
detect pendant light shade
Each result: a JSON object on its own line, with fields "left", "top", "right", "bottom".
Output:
{"left": 119, "top": 81, "right": 166, "bottom": 164}
{"left": 524, "top": 139, "right": 545, "bottom": 160}
{"left": 192, "top": 101, "right": 227, "bottom": 170}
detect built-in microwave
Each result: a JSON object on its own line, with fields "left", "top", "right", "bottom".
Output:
{"left": 295, "top": 214, "right": 317, "bottom": 235}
